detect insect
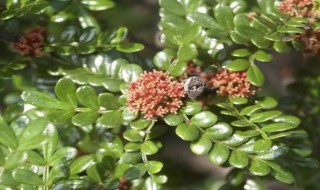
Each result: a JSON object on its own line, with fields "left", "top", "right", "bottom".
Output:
{"left": 183, "top": 76, "right": 205, "bottom": 99}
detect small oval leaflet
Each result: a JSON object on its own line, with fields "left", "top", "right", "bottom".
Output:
{"left": 183, "top": 76, "right": 205, "bottom": 99}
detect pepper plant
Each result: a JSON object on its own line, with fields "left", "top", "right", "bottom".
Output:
{"left": 0, "top": 0, "right": 320, "bottom": 189}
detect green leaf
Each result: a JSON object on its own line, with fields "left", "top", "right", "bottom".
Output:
{"left": 18, "top": 118, "right": 49, "bottom": 150}
{"left": 122, "top": 108, "right": 138, "bottom": 122}
{"left": 48, "top": 164, "right": 69, "bottom": 185}
{"left": 153, "top": 51, "right": 171, "bottom": 70}
{"left": 249, "top": 159, "right": 270, "bottom": 176}
{"left": 191, "top": 111, "right": 217, "bottom": 128}
{"left": 256, "top": 145, "right": 288, "bottom": 160}
{"left": 214, "top": 4, "right": 234, "bottom": 31}
{"left": 123, "top": 129, "right": 145, "bottom": 142}
{"left": 103, "top": 178, "right": 120, "bottom": 189}
{"left": 261, "top": 123, "right": 298, "bottom": 132}
{"left": 81, "top": 0, "right": 115, "bottom": 11}
{"left": 118, "top": 153, "right": 141, "bottom": 165}
{"left": 76, "top": 86, "right": 99, "bottom": 109}
{"left": 116, "top": 43, "right": 144, "bottom": 53}
{"left": 159, "top": 0, "right": 186, "bottom": 16}
{"left": 290, "top": 17, "right": 309, "bottom": 23}
{"left": 21, "top": 91, "right": 73, "bottom": 109}
{"left": 223, "top": 131, "right": 249, "bottom": 146}
{"left": 234, "top": 13, "right": 251, "bottom": 27}
{"left": 130, "top": 119, "right": 150, "bottom": 130}
{"left": 3, "top": 103, "right": 24, "bottom": 123}
{"left": 206, "top": 122, "right": 233, "bottom": 140}
{"left": 0, "top": 148, "right": 4, "bottom": 166}
{"left": 106, "top": 58, "right": 127, "bottom": 78}
{"left": 124, "top": 142, "right": 141, "bottom": 152}
{"left": 209, "top": 143, "right": 230, "bottom": 165}
{"left": 274, "top": 115, "right": 300, "bottom": 126}
{"left": 153, "top": 175, "right": 168, "bottom": 184}
{"left": 0, "top": 170, "right": 19, "bottom": 186}
{"left": 231, "top": 49, "right": 251, "bottom": 57}
{"left": 49, "top": 147, "right": 77, "bottom": 166}
{"left": 79, "top": 9, "right": 100, "bottom": 32}
{"left": 176, "top": 123, "right": 199, "bottom": 141}
{"left": 12, "top": 169, "right": 43, "bottom": 186}
{"left": 55, "top": 78, "right": 77, "bottom": 106}
{"left": 273, "top": 41, "right": 291, "bottom": 53}
{"left": 190, "top": 135, "right": 212, "bottom": 155}
{"left": 249, "top": 111, "right": 282, "bottom": 123}
{"left": 177, "top": 43, "right": 198, "bottom": 61}
{"left": 235, "top": 25, "right": 263, "bottom": 40}
{"left": 168, "top": 60, "right": 187, "bottom": 77}
{"left": 268, "top": 130, "right": 307, "bottom": 140}
{"left": 253, "top": 139, "right": 272, "bottom": 152}
{"left": 252, "top": 36, "right": 271, "bottom": 48}
{"left": 27, "top": 151, "right": 46, "bottom": 166}
{"left": 277, "top": 26, "right": 304, "bottom": 34}
{"left": 181, "top": 101, "right": 202, "bottom": 115}
{"left": 146, "top": 161, "right": 163, "bottom": 174}
{"left": 99, "top": 110, "right": 122, "bottom": 128}
{"left": 48, "top": 110, "right": 75, "bottom": 125}
{"left": 231, "top": 120, "right": 252, "bottom": 127}
{"left": 119, "top": 64, "right": 143, "bottom": 83}
{"left": 70, "top": 155, "right": 95, "bottom": 175}
{"left": 256, "top": 97, "right": 278, "bottom": 109}
{"left": 161, "top": 23, "right": 201, "bottom": 44}
{"left": 252, "top": 16, "right": 277, "bottom": 30}
{"left": 86, "top": 164, "right": 104, "bottom": 183}
{"left": 230, "top": 31, "right": 250, "bottom": 44}
{"left": 148, "top": 125, "right": 169, "bottom": 140}
{"left": 111, "top": 27, "right": 128, "bottom": 44}
{"left": 163, "top": 114, "right": 184, "bottom": 126}
{"left": 226, "top": 59, "right": 250, "bottom": 71}
{"left": 123, "top": 166, "right": 146, "bottom": 180}
{"left": 101, "top": 155, "right": 116, "bottom": 170}
{"left": 79, "top": 27, "right": 97, "bottom": 43}
{"left": 246, "top": 64, "right": 264, "bottom": 87}
{"left": 103, "top": 78, "right": 122, "bottom": 92}
{"left": 0, "top": 119, "right": 18, "bottom": 149}
{"left": 252, "top": 50, "right": 273, "bottom": 62}
{"left": 229, "top": 97, "right": 248, "bottom": 105}
{"left": 237, "top": 130, "right": 260, "bottom": 138}
{"left": 229, "top": 150, "right": 248, "bottom": 168}
{"left": 266, "top": 162, "right": 294, "bottom": 184}
{"left": 187, "top": 12, "right": 219, "bottom": 28}
{"left": 129, "top": 119, "right": 150, "bottom": 130}
{"left": 71, "top": 111, "right": 99, "bottom": 126}
{"left": 42, "top": 125, "right": 59, "bottom": 162}
{"left": 141, "top": 141, "right": 159, "bottom": 155}
{"left": 5, "top": 151, "right": 28, "bottom": 169}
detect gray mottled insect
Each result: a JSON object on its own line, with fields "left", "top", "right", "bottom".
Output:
{"left": 183, "top": 76, "right": 205, "bottom": 99}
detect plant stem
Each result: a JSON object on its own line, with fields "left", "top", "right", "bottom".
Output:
{"left": 141, "top": 119, "right": 156, "bottom": 164}
{"left": 43, "top": 164, "right": 49, "bottom": 190}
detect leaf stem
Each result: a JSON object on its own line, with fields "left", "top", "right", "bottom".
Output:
{"left": 141, "top": 119, "right": 156, "bottom": 164}
{"left": 231, "top": 107, "right": 269, "bottom": 139}
{"left": 43, "top": 164, "right": 49, "bottom": 190}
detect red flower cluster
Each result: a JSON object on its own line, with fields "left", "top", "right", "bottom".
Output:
{"left": 209, "top": 69, "right": 257, "bottom": 97}
{"left": 116, "top": 178, "right": 131, "bottom": 190}
{"left": 127, "top": 70, "right": 185, "bottom": 119}
{"left": 298, "top": 28, "right": 320, "bottom": 56}
{"left": 180, "top": 61, "right": 209, "bottom": 83}
{"left": 279, "top": 0, "right": 313, "bottom": 17}
{"left": 13, "top": 27, "right": 47, "bottom": 57}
